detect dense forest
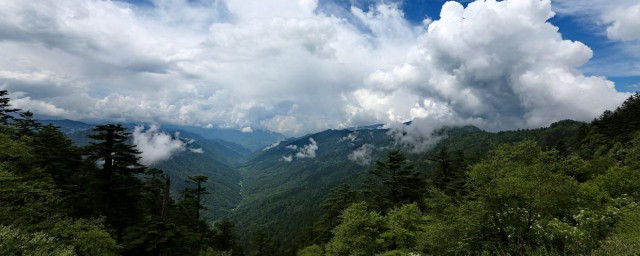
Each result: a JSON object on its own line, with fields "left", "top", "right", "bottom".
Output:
{"left": 2, "top": 89, "right": 640, "bottom": 256}
{"left": 297, "top": 93, "right": 640, "bottom": 255}
{"left": 0, "top": 90, "right": 242, "bottom": 256}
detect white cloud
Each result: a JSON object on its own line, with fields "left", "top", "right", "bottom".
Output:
{"left": 603, "top": 3, "right": 640, "bottom": 42}
{"left": 348, "top": 143, "right": 375, "bottom": 166}
{"left": 552, "top": 0, "right": 640, "bottom": 77}
{"left": 132, "top": 125, "right": 186, "bottom": 165}
{"left": 283, "top": 137, "right": 319, "bottom": 161}
{"left": 240, "top": 126, "right": 253, "bottom": 133}
{"left": 263, "top": 139, "right": 283, "bottom": 151}
{"left": 0, "top": 0, "right": 630, "bottom": 138}
{"left": 190, "top": 148, "right": 204, "bottom": 154}
{"left": 338, "top": 131, "right": 359, "bottom": 143}
{"left": 11, "top": 97, "right": 69, "bottom": 117}
{"left": 295, "top": 138, "right": 318, "bottom": 159}
{"left": 285, "top": 145, "right": 298, "bottom": 150}
{"left": 553, "top": 0, "right": 640, "bottom": 42}
{"left": 369, "top": 0, "right": 629, "bottom": 151}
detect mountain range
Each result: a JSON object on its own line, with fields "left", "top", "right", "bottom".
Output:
{"left": 43, "top": 117, "right": 586, "bottom": 253}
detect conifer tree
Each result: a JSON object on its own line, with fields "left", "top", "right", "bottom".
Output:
{"left": 84, "top": 124, "right": 145, "bottom": 242}
{"left": 175, "top": 175, "right": 210, "bottom": 254}
{"left": 212, "top": 219, "right": 243, "bottom": 256}
{"left": 86, "top": 124, "right": 143, "bottom": 177}
{"left": 427, "top": 146, "right": 468, "bottom": 197}
{"left": 13, "top": 111, "right": 41, "bottom": 137}
{"left": 186, "top": 175, "right": 209, "bottom": 221}
{"left": 249, "top": 230, "right": 274, "bottom": 256}
{"left": 364, "top": 150, "right": 422, "bottom": 212}
{"left": 318, "top": 183, "right": 355, "bottom": 241}
{"left": 0, "top": 90, "right": 19, "bottom": 126}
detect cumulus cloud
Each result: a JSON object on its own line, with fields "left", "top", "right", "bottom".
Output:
{"left": 348, "top": 143, "right": 375, "bottom": 166}
{"left": 282, "top": 155, "right": 293, "bottom": 162}
{"left": 369, "top": 0, "right": 629, "bottom": 151}
{"left": 0, "top": 0, "right": 630, "bottom": 139}
{"left": 603, "top": 3, "right": 640, "bottom": 42}
{"left": 132, "top": 125, "right": 186, "bottom": 165}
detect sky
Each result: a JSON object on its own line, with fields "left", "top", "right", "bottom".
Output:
{"left": 0, "top": 0, "right": 638, "bottom": 137}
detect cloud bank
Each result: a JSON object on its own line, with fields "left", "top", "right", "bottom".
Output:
{"left": 0, "top": 0, "right": 630, "bottom": 138}
{"left": 132, "top": 125, "right": 186, "bottom": 165}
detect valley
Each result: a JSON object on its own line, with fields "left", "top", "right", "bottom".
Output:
{"left": 43, "top": 115, "right": 586, "bottom": 254}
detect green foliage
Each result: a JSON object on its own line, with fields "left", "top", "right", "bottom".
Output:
{"left": 50, "top": 218, "right": 120, "bottom": 256}
{"left": 85, "top": 124, "right": 144, "bottom": 176}
{"left": 150, "top": 130, "right": 246, "bottom": 220}
{"left": 325, "top": 202, "right": 386, "bottom": 256}
{"left": 381, "top": 204, "right": 425, "bottom": 252}
{"left": 0, "top": 91, "right": 244, "bottom": 256}
{"left": 0, "top": 225, "right": 76, "bottom": 256}
{"left": 592, "top": 204, "right": 640, "bottom": 255}
{"left": 235, "top": 120, "right": 586, "bottom": 254}
{"left": 579, "top": 93, "right": 640, "bottom": 156}
{"left": 0, "top": 90, "right": 20, "bottom": 126}
{"left": 201, "top": 248, "right": 233, "bottom": 256}
{"left": 4, "top": 90, "right": 640, "bottom": 256}
{"left": 248, "top": 229, "right": 275, "bottom": 256}
{"left": 234, "top": 129, "right": 393, "bottom": 254}
{"left": 323, "top": 203, "right": 425, "bottom": 256}
{"left": 425, "top": 146, "right": 468, "bottom": 197}
{"left": 315, "top": 183, "right": 356, "bottom": 242}
{"left": 322, "top": 137, "right": 640, "bottom": 255}
{"left": 365, "top": 150, "right": 422, "bottom": 212}
{"left": 298, "top": 244, "right": 324, "bottom": 256}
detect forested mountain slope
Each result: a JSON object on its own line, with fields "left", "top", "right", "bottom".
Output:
{"left": 4, "top": 89, "right": 640, "bottom": 256}
{"left": 163, "top": 125, "right": 285, "bottom": 152}
{"left": 232, "top": 119, "right": 585, "bottom": 254}
{"left": 233, "top": 129, "right": 394, "bottom": 250}
{"left": 52, "top": 122, "right": 253, "bottom": 220}
{"left": 296, "top": 94, "right": 640, "bottom": 256}
{"left": 151, "top": 131, "right": 248, "bottom": 219}
{"left": 1, "top": 90, "right": 246, "bottom": 255}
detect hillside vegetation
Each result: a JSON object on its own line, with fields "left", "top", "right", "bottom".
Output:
{"left": 2, "top": 89, "right": 640, "bottom": 256}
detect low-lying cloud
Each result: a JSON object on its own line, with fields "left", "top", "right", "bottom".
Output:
{"left": 263, "top": 139, "right": 283, "bottom": 151}
{"left": 283, "top": 137, "right": 319, "bottom": 162}
{"left": 348, "top": 143, "right": 375, "bottom": 166}
{"left": 295, "top": 138, "right": 319, "bottom": 159}
{"left": 189, "top": 148, "right": 204, "bottom": 154}
{"left": 133, "top": 125, "right": 186, "bottom": 165}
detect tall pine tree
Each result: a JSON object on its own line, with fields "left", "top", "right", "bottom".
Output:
{"left": 365, "top": 150, "right": 422, "bottom": 212}
{"left": 84, "top": 124, "right": 145, "bottom": 242}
